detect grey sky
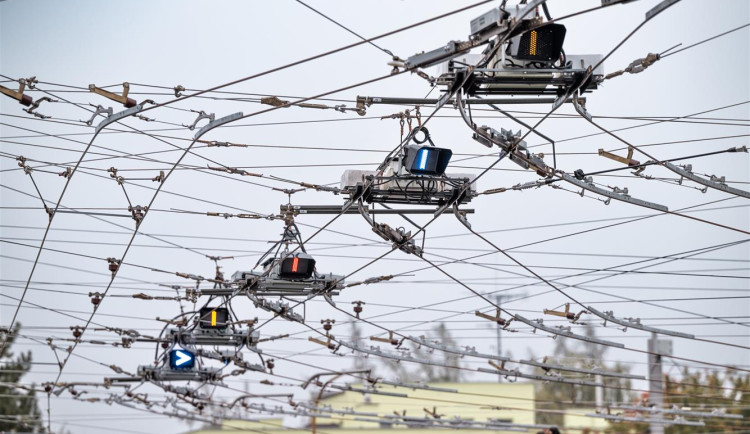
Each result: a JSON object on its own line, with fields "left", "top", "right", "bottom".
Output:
{"left": 1, "top": 0, "right": 749, "bottom": 433}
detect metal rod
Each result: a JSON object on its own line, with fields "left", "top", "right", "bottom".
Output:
{"left": 513, "top": 314, "right": 626, "bottom": 348}
{"left": 586, "top": 413, "right": 705, "bottom": 427}
{"left": 611, "top": 404, "right": 744, "bottom": 420}
{"left": 586, "top": 305, "right": 695, "bottom": 339}
{"left": 357, "top": 96, "right": 584, "bottom": 106}
{"left": 283, "top": 205, "right": 474, "bottom": 215}
{"left": 519, "top": 359, "right": 646, "bottom": 380}
{"left": 477, "top": 367, "right": 604, "bottom": 387}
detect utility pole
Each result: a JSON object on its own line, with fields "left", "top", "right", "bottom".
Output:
{"left": 648, "top": 333, "right": 672, "bottom": 434}
{"left": 494, "top": 293, "right": 524, "bottom": 383}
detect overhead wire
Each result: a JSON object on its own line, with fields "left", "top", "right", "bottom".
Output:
{"left": 5, "top": 0, "right": 503, "bottom": 391}
{"left": 2, "top": 0, "right": 748, "bottom": 428}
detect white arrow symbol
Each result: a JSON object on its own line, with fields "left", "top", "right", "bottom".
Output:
{"left": 174, "top": 350, "right": 193, "bottom": 367}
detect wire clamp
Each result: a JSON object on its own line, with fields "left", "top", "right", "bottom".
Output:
{"left": 544, "top": 303, "right": 587, "bottom": 323}
{"left": 604, "top": 52, "right": 660, "bottom": 79}
{"left": 85, "top": 105, "right": 113, "bottom": 126}
{"left": 57, "top": 167, "right": 73, "bottom": 178}
{"left": 184, "top": 110, "right": 215, "bottom": 130}
{"left": 128, "top": 205, "right": 148, "bottom": 226}
{"left": 0, "top": 79, "right": 33, "bottom": 106}
{"left": 24, "top": 96, "right": 56, "bottom": 119}
{"left": 16, "top": 156, "right": 30, "bottom": 173}
{"left": 372, "top": 222, "right": 423, "bottom": 257}
{"left": 108, "top": 167, "right": 125, "bottom": 185}
{"left": 598, "top": 146, "right": 640, "bottom": 166}
{"left": 475, "top": 309, "right": 512, "bottom": 328}
{"left": 151, "top": 171, "right": 166, "bottom": 183}
{"left": 24, "top": 76, "right": 38, "bottom": 89}
{"left": 89, "top": 82, "right": 137, "bottom": 108}
{"left": 370, "top": 331, "right": 404, "bottom": 347}
{"left": 308, "top": 336, "right": 339, "bottom": 351}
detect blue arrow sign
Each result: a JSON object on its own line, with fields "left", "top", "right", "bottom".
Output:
{"left": 169, "top": 349, "right": 195, "bottom": 370}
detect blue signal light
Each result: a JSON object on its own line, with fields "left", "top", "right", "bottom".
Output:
{"left": 169, "top": 348, "right": 195, "bottom": 370}
{"left": 405, "top": 145, "right": 452, "bottom": 176}
{"left": 417, "top": 148, "right": 430, "bottom": 171}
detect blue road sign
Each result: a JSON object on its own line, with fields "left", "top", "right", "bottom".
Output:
{"left": 169, "top": 348, "right": 195, "bottom": 370}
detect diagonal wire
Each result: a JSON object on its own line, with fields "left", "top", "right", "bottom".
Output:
{"left": 294, "top": 0, "right": 395, "bottom": 57}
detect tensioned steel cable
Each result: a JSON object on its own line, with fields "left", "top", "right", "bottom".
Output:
{"left": 294, "top": 0, "right": 395, "bottom": 57}
{"left": 329, "top": 236, "right": 750, "bottom": 348}
{"left": 291, "top": 277, "right": 750, "bottom": 402}
{"left": 26, "top": 0, "right": 512, "bottom": 383}
{"left": 4, "top": 0, "right": 748, "bottom": 424}
{"left": 130, "top": 0, "right": 496, "bottom": 115}
{"left": 661, "top": 22, "right": 750, "bottom": 58}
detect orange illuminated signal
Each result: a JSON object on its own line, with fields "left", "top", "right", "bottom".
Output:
{"left": 279, "top": 255, "right": 315, "bottom": 279}
{"left": 529, "top": 30, "right": 537, "bottom": 56}
{"left": 199, "top": 307, "right": 228, "bottom": 329}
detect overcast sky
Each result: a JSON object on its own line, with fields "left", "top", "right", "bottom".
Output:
{"left": 1, "top": 1, "right": 749, "bottom": 433}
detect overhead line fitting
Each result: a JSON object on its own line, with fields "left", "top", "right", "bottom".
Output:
{"left": 663, "top": 159, "right": 750, "bottom": 199}
{"left": 586, "top": 305, "right": 696, "bottom": 339}
{"left": 183, "top": 110, "right": 214, "bottom": 130}
{"left": 475, "top": 309, "right": 515, "bottom": 329}
{"left": 0, "top": 77, "right": 34, "bottom": 106}
{"left": 202, "top": 140, "right": 248, "bottom": 148}
{"left": 481, "top": 179, "right": 554, "bottom": 195}
{"left": 543, "top": 303, "right": 587, "bottom": 324}
{"left": 609, "top": 404, "right": 744, "bottom": 421}
{"left": 345, "top": 275, "right": 394, "bottom": 288}
{"left": 586, "top": 411, "right": 706, "bottom": 427}
{"left": 604, "top": 52, "right": 660, "bottom": 80}
{"left": 225, "top": 220, "right": 344, "bottom": 300}
{"left": 513, "top": 314, "right": 625, "bottom": 348}
{"left": 371, "top": 221, "right": 423, "bottom": 257}
{"left": 206, "top": 165, "right": 262, "bottom": 177}
{"left": 260, "top": 95, "right": 365, "bottom": 116}
{"left": 205, "top": 211, "right": 277, "bottom": 220}
{"left": 370, "top": 331, "right": 405, "bottom": 348}
{"left": 480, "top": 360, "right": 604, "bottom": 387}
{"left": 24, "top": 96, "right": 57, "bottom": 119}
{"left": 599, "top": 146, "right": 640, "bottom": 167}
{"left": 84, "top": 104, "right": 113, "bottom": 126}
{"left": 15, "top": 156, "right": 55, "bottom": 220}
{"left": 563, "top": 172, "right": 668, "bottom": 212}
{"left": 89, "top": 82, "right": 137, "bottom": 108}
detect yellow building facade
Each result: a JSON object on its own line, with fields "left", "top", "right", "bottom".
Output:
{"left": 191, "top": 382, "right": 538, "bottom": 433}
